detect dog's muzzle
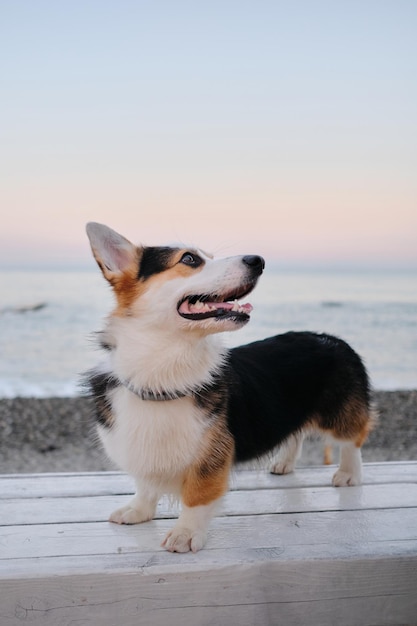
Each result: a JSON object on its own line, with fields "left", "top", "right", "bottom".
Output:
{"left": 177, "top": 254, "right": 265, "bottom": 323}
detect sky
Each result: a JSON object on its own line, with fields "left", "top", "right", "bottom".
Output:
{"left": 1, "top": 0, "right": 416, "bottom": 269}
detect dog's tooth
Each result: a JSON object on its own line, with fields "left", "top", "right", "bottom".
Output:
{"left": 232, "top": 299, "right": 240, "bottom": 312}
{"left": 190, "top": 301, "right": 204, "bottom": 312}
{"left": 189, "top": 300, "right": 219, "bottom": 313}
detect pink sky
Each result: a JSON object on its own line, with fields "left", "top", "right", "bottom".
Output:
{"left": 1, "top": 2, "right": 416, "bottom": 269}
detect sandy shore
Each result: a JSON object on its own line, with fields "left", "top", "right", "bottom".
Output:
{"left": 0, "top": 390, "right": 416, "bottom": 473}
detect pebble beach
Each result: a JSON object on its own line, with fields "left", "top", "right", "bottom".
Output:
{"left": 0, "top": 390, "right": 416, "bottom": 474}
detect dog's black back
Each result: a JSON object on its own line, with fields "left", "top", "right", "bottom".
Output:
{"left": 225, "top": 331, "right": 371, "bottom": 462}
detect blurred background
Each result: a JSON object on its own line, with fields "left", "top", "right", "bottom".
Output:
{"left": 1, "top": 1, "right": 416, "bottom": 471}
{"left": 0, "top": 0, "right": 416, "bottom": 397}
{"left": 1, "top": 0, "right": 416, "bottom": 269}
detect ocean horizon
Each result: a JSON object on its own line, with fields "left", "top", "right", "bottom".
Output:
{"left": 1, "top": 267, "right": 416, "bottom": 397}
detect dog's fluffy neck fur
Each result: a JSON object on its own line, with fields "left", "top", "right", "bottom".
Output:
{"left": 103, "top": 315, "right": 227, "bottom": 396}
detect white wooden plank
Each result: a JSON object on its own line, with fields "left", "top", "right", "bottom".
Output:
{"left": 232, "top": 461, "right": 417, "bottom": 490}
{"left": 2, "top": 482, "right": 417, "bottom": 526}
{"left": 1, "top": 462, "right": 416, "bottom": 499}
{"left": 1, "top": 507, "right": 416, "bottom": 562}
{"left": 1, "top": 462, "right": 417, "bottom": 626}
{"left": 2, "top": 539, "right": 417, "bottom": 580}
{"left": 1, "top": 494, "right": 180, "bottom": 526}
{"left": 0, "top": 471, "right": 136, "bottom": 499}
{"left": 0, "top": 556, "right": 416, "bottom": 626}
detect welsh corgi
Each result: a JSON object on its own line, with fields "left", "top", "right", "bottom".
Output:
{"left": 85, "top": 222, "right": 375, "bottom": 553}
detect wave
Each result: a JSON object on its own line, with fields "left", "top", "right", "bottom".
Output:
{"left": 0, "top": 374, "right": 414, "bottom": 398}
{"left": 0, "top": 302, "right": 47, "bottom": 315}
{"left": 0, "top": 378, "right": 80, "bottom": 399}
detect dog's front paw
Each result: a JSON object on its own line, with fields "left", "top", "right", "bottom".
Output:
{"left": 270, "top": 460, "right": 295, "bottom": 475}
{"left": 109, "top": 504, "right": 153, "bottom": 525}
{"left": 161, "top": 526, "right": 207, "bottom": 553}
{"left": 332, "top": 469, "right": 361, "bottom": 487}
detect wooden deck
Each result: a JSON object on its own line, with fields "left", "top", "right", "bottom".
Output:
{"left": 1, "top": 462, "right": 416, "bottom": 626}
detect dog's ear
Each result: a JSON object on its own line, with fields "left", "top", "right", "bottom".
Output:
{"left": 86, "top": 222, "right": 139, "bottom": 282}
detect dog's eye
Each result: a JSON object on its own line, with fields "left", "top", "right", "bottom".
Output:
{"left": 180, "top": 252, "right": 202, "bottom": 267}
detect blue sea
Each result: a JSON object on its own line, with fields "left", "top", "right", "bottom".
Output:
{"left": 0, "top": 268, "right": 416, "bottom": 397}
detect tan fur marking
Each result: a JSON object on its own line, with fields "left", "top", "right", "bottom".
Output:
{"left": 182, "top": 423, "right": 234, "bottom": 508}
{"left": 313, "top": 395, "right": 371, "bottom": 437}
{"left": 354, "top": 418, "right": 375, "bottom": 448}
{"left": 97, "top": 400, "right": 115, "bottom": 427}
{"left": 323, "top": 444, "right": 333, "bottom": 465}
{"left": 110, "top": 248, "right": 206, "bottom": 315}
{"left": 113, "top": 276, "right": 146, "bottom": 315}
{"left": 90, "top": 244, "right": 144, "bottom": 314}
{"left": 315, "top": 402, "right": 377, "bottom": 449}
{"left": 182, "top": 462, "right": 231, "bottom": 508}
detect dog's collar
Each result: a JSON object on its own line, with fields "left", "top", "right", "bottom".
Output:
{"left": 120, "top": 378, "right": 189, "bottom": 401}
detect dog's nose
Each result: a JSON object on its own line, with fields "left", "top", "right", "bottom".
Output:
{"left": 242, "top": 255, "right": 265, "bottom": 273}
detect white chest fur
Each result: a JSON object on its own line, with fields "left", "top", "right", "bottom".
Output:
{"left": 98, "top": 387, "right": 206, "bottom": 485}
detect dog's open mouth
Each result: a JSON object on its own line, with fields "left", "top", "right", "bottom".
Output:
{"left": 177, "top": 284, "right": 255, "bottom": 321}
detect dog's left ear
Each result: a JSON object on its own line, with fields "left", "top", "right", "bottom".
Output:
{"left": 86, "top": 222, "right": 139, "bottom": 283}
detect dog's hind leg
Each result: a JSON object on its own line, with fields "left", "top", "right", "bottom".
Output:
{"left": 330, "top": 406, "right": 376, "bottom": 487}
{"left": 323, "top": 444, "right": 333, "bottom": 465}
{"left": 332, "top": 440, "right": 363, "bottom": 486}
{"left": 270, "top": 432, "right": 304, "bottom": 475}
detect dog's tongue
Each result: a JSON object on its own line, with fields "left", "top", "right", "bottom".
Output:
{"left": 179, "top": 299, "right": 253, "bottom": 316}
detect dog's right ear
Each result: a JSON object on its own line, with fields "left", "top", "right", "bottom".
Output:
{"left": 86, "top": 222, "right": 139, "bottom": 283}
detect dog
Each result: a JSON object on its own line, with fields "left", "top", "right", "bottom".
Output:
{"left": 84, "top": 222, "right": 375, "bottom": 553}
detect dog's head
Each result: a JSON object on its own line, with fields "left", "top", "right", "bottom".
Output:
{"left": 86, "top": 222, "right": 264, "bottom": 335}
